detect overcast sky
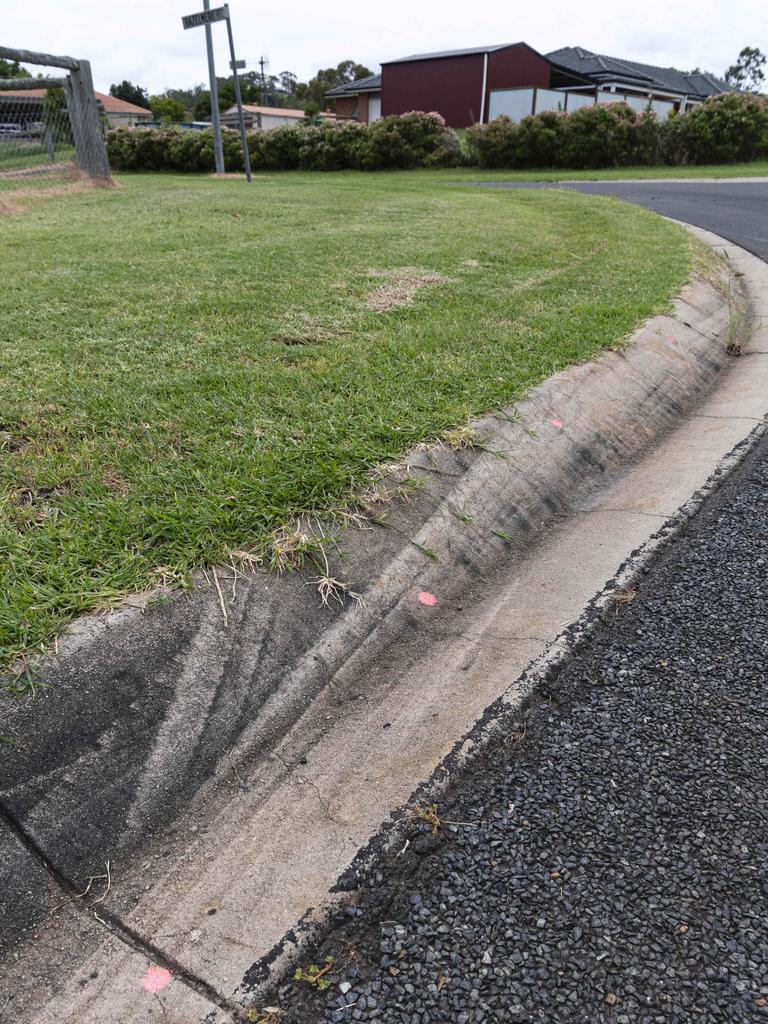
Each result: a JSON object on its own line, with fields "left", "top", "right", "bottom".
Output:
{"left": 5, "top": 0, "right": 764, "bottom": 95}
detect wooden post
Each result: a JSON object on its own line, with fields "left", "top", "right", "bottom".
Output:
{"left": 64, "top": 60, "right": 112, "bottom": 183}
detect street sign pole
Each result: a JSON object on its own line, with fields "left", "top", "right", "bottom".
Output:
{"left": 224, "top": 12, "right": 252, "bottom": 183}
{"left": 202, "top": 0, "right": 224, "bottom": 175}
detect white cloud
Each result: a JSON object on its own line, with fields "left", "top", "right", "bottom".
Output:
{"left": 4, "top": 0, "right": 763, "bottom": 93}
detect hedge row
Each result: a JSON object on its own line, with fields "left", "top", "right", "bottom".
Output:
{"left": 106, "top": 93, "right": 768, "bottom": 174}
{"left": 106, "top": 112, "right": 459, "bottom": 173}
{"left": 466, "top": 92, "right": 768, "bottom": 169}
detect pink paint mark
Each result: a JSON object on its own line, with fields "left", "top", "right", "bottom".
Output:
{"left": 142, "top": 966, "right": 172, "bottom": 994}
{"left": 549, "top": 418, "right": 564, "bottom": 430}
{"left": 418, "top": 591, "right": 437, "bottom": 606}
{"left": 667, "top": 335, "right": 679, "bottom": 346}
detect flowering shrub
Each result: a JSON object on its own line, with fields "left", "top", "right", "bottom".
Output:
{"left": 669, "top": 92, "right": 768, "bottom": 164}
{"left": 559, "top": 102, "right": 640, "bottom": 168}
{"left": 465, "top": 115, "right": 518, "bottom": 168}
{"left": 357, "top": 111, "right": 460, "bottom": 169}
{"left": 107, "top": 113, "right": 461, "bottom": 173}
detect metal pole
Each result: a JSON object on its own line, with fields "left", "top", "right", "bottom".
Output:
{"left": 225, "top": 11, "right": 252, "bottom": 183}
{"left": 203, "top": 0, "right": 224, "bottom": 174}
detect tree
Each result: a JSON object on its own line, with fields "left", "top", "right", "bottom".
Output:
{"left": 149, "top": 95, "right": 187, "bottom": 122}
{"left": 110, "top": 80, "right": 150, "bottom": 109}
{"left": 295, "top": 61, "right": 373, "bottom": 106}
{"left": 0, "top": 58, "right": 32, "bottom": 78}
{"left": 724, "top": 47, "right": 766, "bottom": 93}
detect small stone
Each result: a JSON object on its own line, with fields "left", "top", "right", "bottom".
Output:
{"left": 605, "top": 993, "right": 619, "bottom": 1006}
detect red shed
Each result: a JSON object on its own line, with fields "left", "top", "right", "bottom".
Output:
{"left": 381, "top": 43, "right": 554, "bottom": 128}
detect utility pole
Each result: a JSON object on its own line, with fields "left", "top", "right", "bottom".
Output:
{"left": 203, "top": 0, "right": 224, "bottom": 174}
{"left": 259, "top": 56, "right": 268, "bottom": 106}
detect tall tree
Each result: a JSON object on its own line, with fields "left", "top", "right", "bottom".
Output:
{"left": 149, "top": 95, "right": 187, "bottom": 122}
{"left": 296, "top": 61, "right": 374, "bottom": 106}
{"left": 724, "top": 47, "right": 766, "bottom": 93}
{"left": 110, "top": 80, "right": 150, "bottom": 109}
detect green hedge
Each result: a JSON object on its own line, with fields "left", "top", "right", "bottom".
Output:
{"left": 107, "top": 94, "right": 768, "bottom": 174}
{"left": 107, "top": 112, "right": 460, "bottom": 173}
{"left": 466, "top": 92, "right": 768, "bottom": 169}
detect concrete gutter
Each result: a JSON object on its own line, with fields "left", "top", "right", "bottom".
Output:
{"left": 1, "top": 226, "right": 767, "bottom": 1023}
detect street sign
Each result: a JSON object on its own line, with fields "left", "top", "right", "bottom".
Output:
{"left": 182, "top": 5, "right": 228, "bottom": 29}
{"left": 230, "top": 59, "right": 246, "bottom": 69}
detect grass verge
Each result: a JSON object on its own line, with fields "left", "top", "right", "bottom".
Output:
{"left": 0, "top": 171, "right": 692, "bottom": 671}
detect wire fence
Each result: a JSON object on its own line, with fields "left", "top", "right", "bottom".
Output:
{"left": 0, "top": 92, "right": 82, "bottom": 193}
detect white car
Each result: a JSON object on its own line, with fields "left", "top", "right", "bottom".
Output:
{"left": 0, "top": 123, "right": 22, "bottom": 136}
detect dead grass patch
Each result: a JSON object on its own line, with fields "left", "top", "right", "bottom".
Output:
{"left": 365, "top": 267, "right": 451, "bottom": 312}
{"left": 272, "top": 311, "right": 354, "bottom": 346}
{"left": 0, "top": 177, "right": 110, "bottom": 215}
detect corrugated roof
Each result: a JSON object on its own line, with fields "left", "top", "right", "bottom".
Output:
{"left": 383, "top": 43, "right": 521, "bottom": 65}
{"left": 325, "top": 73, "right": 382, "bottom": 98}
{"left": 546, "top": 47, "right": 728, "bottom": 99}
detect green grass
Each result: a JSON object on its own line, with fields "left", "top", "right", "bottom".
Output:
{"left": 441, "top": 161, "right": 768, "bottom": 182}
{"left": 0, "top": 139, "right": 76, "bottom": 172}
{"left": 0, "top": 170, "right": 693, "bottom": 669}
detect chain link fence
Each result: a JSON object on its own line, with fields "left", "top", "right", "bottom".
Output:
{"left": 0, "top": 46, "right": 112, "bottom": 208}
{"left": 0, "top": 90, "right": 81, "bottom": 192}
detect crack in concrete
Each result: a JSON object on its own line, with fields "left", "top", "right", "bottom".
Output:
{"left": 0, "top": 800, "right": 247, "bottom": 1022}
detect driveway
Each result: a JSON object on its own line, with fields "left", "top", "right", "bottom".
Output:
{"left": 473, "top": 178, "right": 768, "bottom": 260}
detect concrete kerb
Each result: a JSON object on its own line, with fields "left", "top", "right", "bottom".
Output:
{"left": 1, "top": 224, "right": 767, "bottom": 1023}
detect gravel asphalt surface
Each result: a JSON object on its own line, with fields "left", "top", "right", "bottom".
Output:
{"left": 270, "top": 187, "right": 768, "bottom": 1023}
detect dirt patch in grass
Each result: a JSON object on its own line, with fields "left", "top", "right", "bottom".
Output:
{"left": 365, "top": 267, "right": 451, "bottom": 312}
{"left": 0, "top": 178, "right": 107, "bottom": 215}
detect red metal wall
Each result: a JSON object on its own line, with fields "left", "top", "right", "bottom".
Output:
{"left": 382, "top": 53, "right": 485, "bottom": 127}
{"left": 381, "top": 44, "right": 553, "bottom": 128}
{"left": 487, "top": 45, "right": 551, "bottom": 96}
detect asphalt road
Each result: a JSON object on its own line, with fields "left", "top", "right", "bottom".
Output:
{"left": 272, "top": 184, "right": 768, "bottom": 1023}
{"left": 473, "top": 179, "right": 768, "bottom": 261}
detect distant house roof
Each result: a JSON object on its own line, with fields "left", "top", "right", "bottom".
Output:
{"left": 0, "top": 87, "right": 152, "bottom": 115}
{"left": 325, "top": 74, "right": 382, "bottom": 98}
{"left": 546, "top": 47, "right": 728, "bottom": 99}
{"left": 382, "top": 43, "right": 523, "bottom": 65}
{"left": 96, "top": 91, "right": 152, "bottom": 116}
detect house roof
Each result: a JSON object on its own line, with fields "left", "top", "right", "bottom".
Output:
{"left": 325, "top": 73, "right": 382, "bottom": 98}
{"left": 546, "top": 47, "right": 728, "bottom": 99}
{"left": 96, "top": 91, "right": 152, "bottom": 115}
{"left": 0, "top": 88, "right": 152, "bottom": 115}
{"left": 382, "top": 43, "right": 523, "bottom": 65}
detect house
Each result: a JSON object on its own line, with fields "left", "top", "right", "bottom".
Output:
{"left": 324, "top": 73, "right": 382, "bottom": 123}
{"left": 220, "top": 104, "right": 338, "bottom": 130}
{"left": 95, "top": 92, "right": 153, "bottom": 126}
{"left": 0, "top": 88, "right": 152, "bottom": 127}
{"left": 325, "top": 43, "right": 728, "bottom": 127}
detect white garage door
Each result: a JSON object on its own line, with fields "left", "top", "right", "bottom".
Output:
{"left": 368, "top": 94, "right": 381, "bottom": 122}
